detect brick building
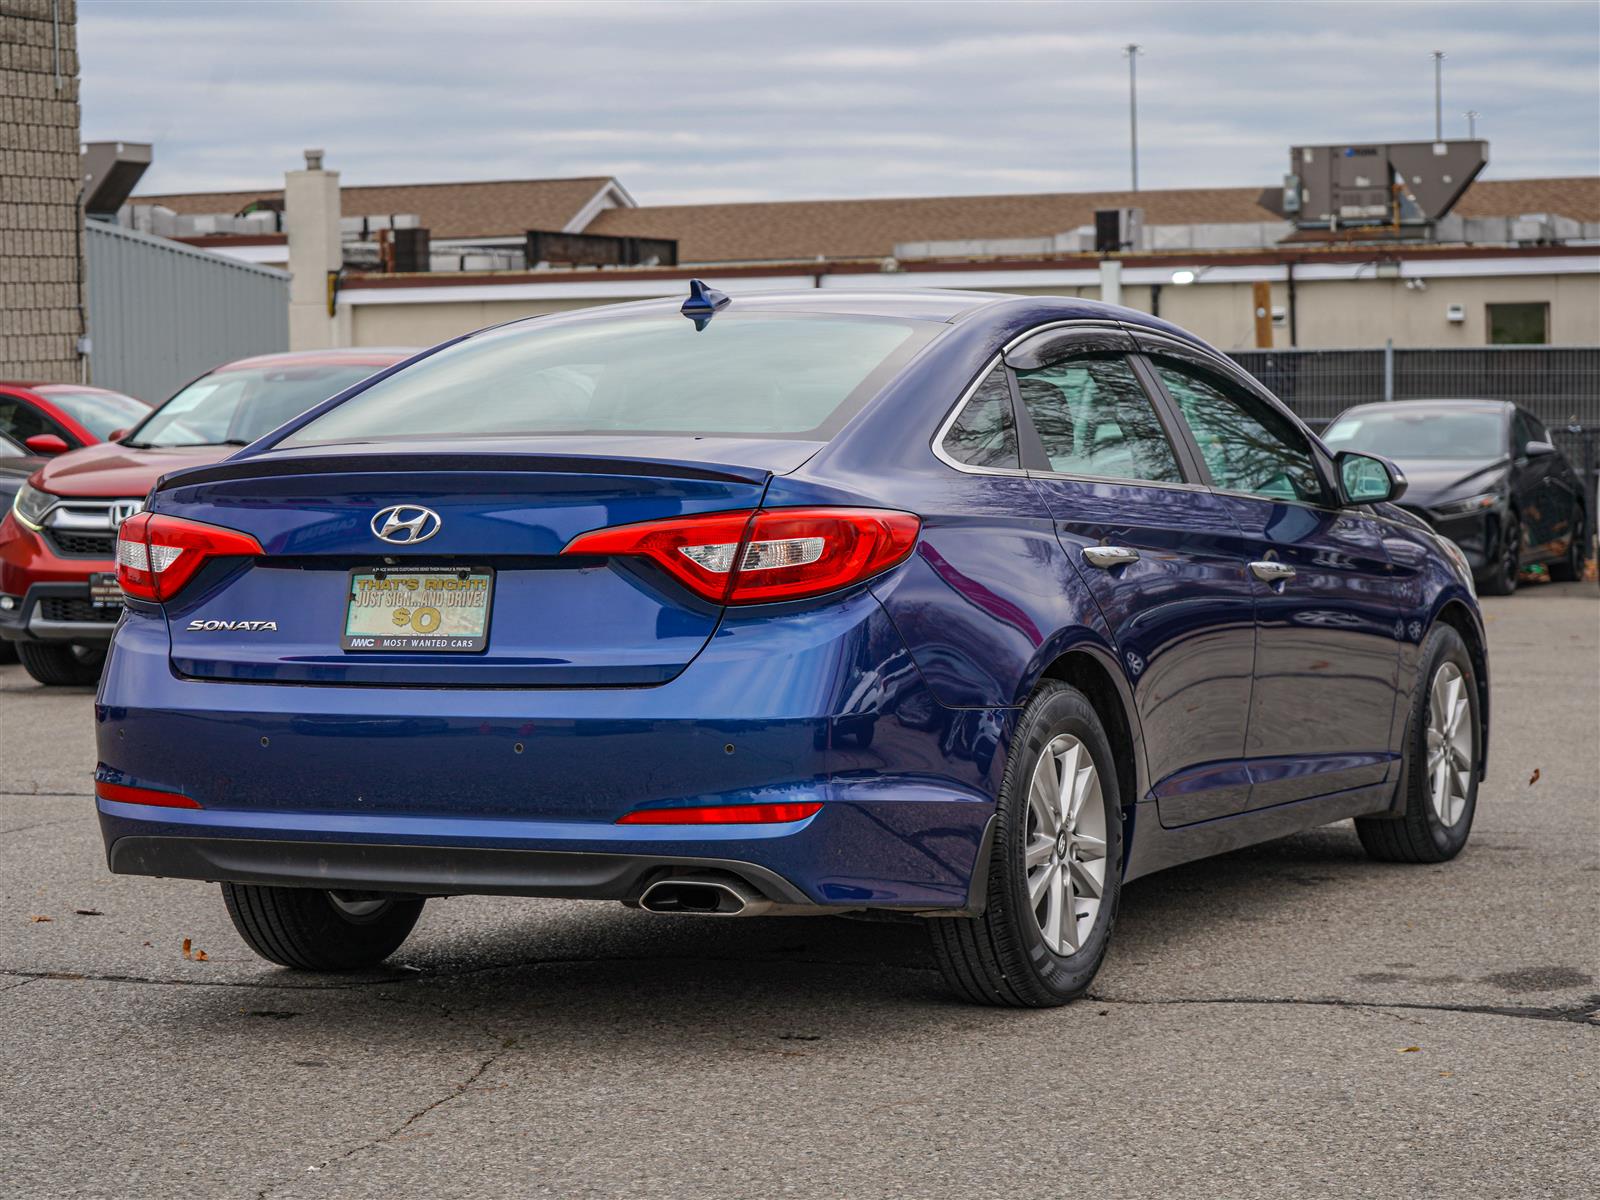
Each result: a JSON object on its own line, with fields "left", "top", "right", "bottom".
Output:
{"left": 1, "top": 0, "right": 84, "bottom": 383}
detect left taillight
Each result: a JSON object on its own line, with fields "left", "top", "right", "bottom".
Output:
{"left": 116, "top": 512, "right": 264, "bottom": 602}
{"left": 562, "top": 506, "right": 921, "bottom": 605}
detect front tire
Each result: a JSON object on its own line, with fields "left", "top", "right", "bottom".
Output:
{"left": 1477, "top": 513, "right": 1520, "bottom": 596}
{"left": 221, "top": 884, "right": 425, "bottom": 970}
{"left": 1356, "top": 624, "right": 1479, "bottom": 863}
{"left": 929, "top": 681, "right": 1122, "bottom": 1007}
{"left": 16, "top": 641, "right": 105, "bottom": 686}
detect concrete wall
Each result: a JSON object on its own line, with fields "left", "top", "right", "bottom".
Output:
{"left": 340, "top": 269, "right": 1600, "bottom": 353}
{"left": 84, "top": 221, "right": 288, "bottom": 403}
{"left": 0, "top": 0, "right": 83, "bottom": 382}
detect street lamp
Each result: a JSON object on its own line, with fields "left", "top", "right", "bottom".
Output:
{"left": 1125, "top": 43, "right": 1142, "bottom": 192}
{"left": 1432, "top": 51, "right": 1445, "bottom": 141}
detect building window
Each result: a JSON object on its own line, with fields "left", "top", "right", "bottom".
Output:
{"left": 1486, "top": 302, "right": 1549, "bottom": 345}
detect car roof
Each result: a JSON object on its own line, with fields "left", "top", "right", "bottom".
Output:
{"left": 1335, "top": 399, "right": 1514, "bottom": 417}
{"left": 210, "top": 347, "right": 419, "bottom": 373}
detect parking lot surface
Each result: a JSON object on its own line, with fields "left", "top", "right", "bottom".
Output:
{"left": 2, "top": 585, "right": 1596, "bottom": 1199}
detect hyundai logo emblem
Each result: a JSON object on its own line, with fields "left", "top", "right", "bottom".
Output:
{"left": 371, "top": 504, "right": 442, "bottom": 545}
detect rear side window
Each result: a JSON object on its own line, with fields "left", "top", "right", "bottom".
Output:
{"left": 1015, "top": 355, "right": 1183, "bottom": 484}
{"left": 941, "top": 368, "right": 1018, "bottom": 469}
{"left": 284, "top": 314, "right": 935, "bottom": 446}
{"left": 1154, "top": 361, "right": 1326, "bottom": 504}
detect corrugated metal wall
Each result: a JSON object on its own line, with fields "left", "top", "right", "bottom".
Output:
{"left": 84, "top": 221, "right": 288, "bottom": 404}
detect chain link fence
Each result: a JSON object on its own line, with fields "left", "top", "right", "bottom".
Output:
{"left": 1227, "top": 345, "right": 1600, "bottom": 517}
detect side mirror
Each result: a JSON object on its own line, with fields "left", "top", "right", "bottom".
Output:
{"left": 108, "top": 427, "right": 129, "bottom": 442}
{"left": 1524, "top": 440, "right": 1557, "bottom": 459}
{"left": 1336, "top": 450, "right": 1407, "bottom": 506}
{"left": 23, "top": 433, "right": 69, "bottom": 456}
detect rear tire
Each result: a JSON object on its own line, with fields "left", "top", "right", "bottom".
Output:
{"left": 16, "top": 641, "right": 105, "bottom": 686}
{"left": 1547, "top": 512, "right": 1587, "bottom": 582}
{"left": 928, "top": 681, "right": 1122, "bottom": 1007}
{"left": 1356, "top": 624, "right": 1479, "bottom": 864}
{"left": 221, "top": 884, "right": 425, "bottom": 970}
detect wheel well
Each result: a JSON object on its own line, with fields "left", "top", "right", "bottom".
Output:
{"left": 1039, "top": 652, "right": 1140, "bottom": 810}
{"left": 1434, "top": 600, "right": 1490, "bottom": 775}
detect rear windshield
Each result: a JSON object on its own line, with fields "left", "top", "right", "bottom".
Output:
{"left": 1323, "top": 408, "right": 1504, "bottom": 459}
{"left": 127, "top": 364, "right": 390, "bottom": 449}
{"left": 39, "top": 388, "right": 147, "bottom": 438}
{"left": 281, "top": 313, "right": 934, "bottom": 446}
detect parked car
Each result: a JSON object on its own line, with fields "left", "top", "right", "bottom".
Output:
{"left": 95, "top": 290, "right": 1486, "bottom": 1007}
{"left": 1, "top": 348, "right": 414, "bottom": 685}
{"left": 0, "top": 382, "right": 149, "bottom": 455}
{"left": 0, "top": 432, "right": 46, "bottom": 665}
{"left": 1324, "top": 399, "right": 1588, "bottom": 594}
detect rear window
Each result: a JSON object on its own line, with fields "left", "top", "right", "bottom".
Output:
{"left": 128, "top": 364, "right": 389, "bottom": 449}
{"left": 281, "top": 313, "right": 934, "bottom": 446}
{"left": 39, "top": 388, "right": 147, "bottom": 438}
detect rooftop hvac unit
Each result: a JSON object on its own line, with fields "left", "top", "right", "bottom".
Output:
{"left": 1287, "top": 140, "right": 1487, "bottom": 229}
{"left": 1093, "top": 207, "right": 1143, "bottom": 253}
{"left": 82, "top": 142, "right": 152, "bottom": 221}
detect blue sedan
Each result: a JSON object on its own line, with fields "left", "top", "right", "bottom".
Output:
{"left": 95, "top": 287, "right": 1486, "bottom": 1006}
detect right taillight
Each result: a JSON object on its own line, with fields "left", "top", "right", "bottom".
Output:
{"left": 116, "top": 512, "right": 263, "bottom": 602}
{"left": 562, "top": 506, "right": 920, "bottom": 605}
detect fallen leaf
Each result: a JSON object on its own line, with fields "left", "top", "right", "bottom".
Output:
{"left": 73, "top": 909, "right": 103, "bottom": 917}
{"left": 193, "top": 949, "right": 209, "bottom": 962}
{"left": 28, "top": 914, "right": 52, "bottom": 923}
{"left": 1439, "top": 1071, "right": 1453, "bottom": 1077}
{"left": 1528, "top": 768, "right": 1541, "bottom": 786}
{"left": 142, "top": 940, "right": 152, "bottom": 947}
{"left": 1399, "top": 1046, "right": 1421, "bottom": 1053}
{"left": 182, "top": 937, "right": 192, "bottom": 958}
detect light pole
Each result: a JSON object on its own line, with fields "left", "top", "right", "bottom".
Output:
{"left": 1125, "top": 44, "right": 1142, "bottom": 192}
{"left": 1465, "top": 109, "right": 1479, "bottom": 139}
{"left": 1432, "top": 51, "right": 1445, "bottom": 141}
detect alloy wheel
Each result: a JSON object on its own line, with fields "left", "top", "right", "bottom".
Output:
{"left": 1425, "top": 662, "right": 1472, "bottom": 827}
{"left": 1025, "top": 734, "right": 1109, "bottom": 956}
{"left": 1501, "top": 520, "right": 1521, "bottom": 590}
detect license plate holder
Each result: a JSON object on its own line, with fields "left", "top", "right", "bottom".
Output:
{"left": 342, "top": 566, "right": 494, "bottom": 653}
{"left": 88, "top": 572, "right": 122, "bottom": 608}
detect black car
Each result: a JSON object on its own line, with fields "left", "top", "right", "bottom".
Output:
{"left": 0, "top": 429, "right": 45, "bottom": 510}
{"left": 1324, "top": 399, "right": 1588, "bottom": 595}
{"left": 0, "top": 431, "right": 45, "bottom": 665}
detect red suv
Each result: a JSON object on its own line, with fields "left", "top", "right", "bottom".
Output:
{"left": 1, "top": 348, "right": 413, "bottom": 685}
{"left": 0, "top": 382, "right": 149, "bottom": 455}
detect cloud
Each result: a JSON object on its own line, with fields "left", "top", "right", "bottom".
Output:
{"left": 79, "top": 0, "right": 1600, "bottom": 203}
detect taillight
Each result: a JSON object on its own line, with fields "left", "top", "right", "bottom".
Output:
{"left": 116, "top": 512, "right": 263, "bottom": 602}
{"left": 617, "top": 801, "right": 822, "bottom": 825}
{"left": 562, "top": 507, "right": 919, "bottom": 605}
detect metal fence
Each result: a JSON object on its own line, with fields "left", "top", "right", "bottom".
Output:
{"left": 1228, "top": 344, "right": 1600, "bottom": 517}
{"left": 85, "top": 220, "right": 288, "bottom": 405}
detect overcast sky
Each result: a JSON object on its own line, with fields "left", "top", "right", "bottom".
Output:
{"left": 80, "top": 1, "right": 1600, "bottom": 204}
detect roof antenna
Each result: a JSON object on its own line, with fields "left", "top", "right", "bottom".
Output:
{"left": 681, "top": 278, "right": 730, "bottom": 331}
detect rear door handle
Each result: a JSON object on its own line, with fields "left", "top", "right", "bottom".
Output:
{"left": 1083, "top": 545, "right": 1140, "bottom": 569}
{"left": 1249, "top": 561, "right": 1296, "bottom": 584}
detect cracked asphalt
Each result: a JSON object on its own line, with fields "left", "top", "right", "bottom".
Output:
{"left": 1, "top": 584, "right": 1596, "bottom": 1199}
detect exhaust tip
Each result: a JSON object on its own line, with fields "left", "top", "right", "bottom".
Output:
{"left": 638, "top": 875, "right": 767, "bottom": 916}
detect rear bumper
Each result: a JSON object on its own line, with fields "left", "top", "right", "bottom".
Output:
{"left": 96, "top": 591, "right": 1010, "bottom": 911}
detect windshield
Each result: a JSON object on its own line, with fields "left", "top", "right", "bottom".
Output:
{"left": 1324, "top": 408, "right": 1505, "bottom": 459}
{"left": 282, "top": 313, "right": 934, "bottom": 447}
{"left": 128, "top": 364, "right": 388, "bottom": 449}
{"left": 40, "top": 388, "right": 147, "bottom": 439}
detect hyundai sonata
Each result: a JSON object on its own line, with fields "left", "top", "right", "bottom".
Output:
{"left": 96, "top": 288, "right": 1486, "bottom": 1006}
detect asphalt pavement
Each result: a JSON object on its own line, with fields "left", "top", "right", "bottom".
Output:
{"left": 1, "top": 584, "right": 1596, "bottom": 1199}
